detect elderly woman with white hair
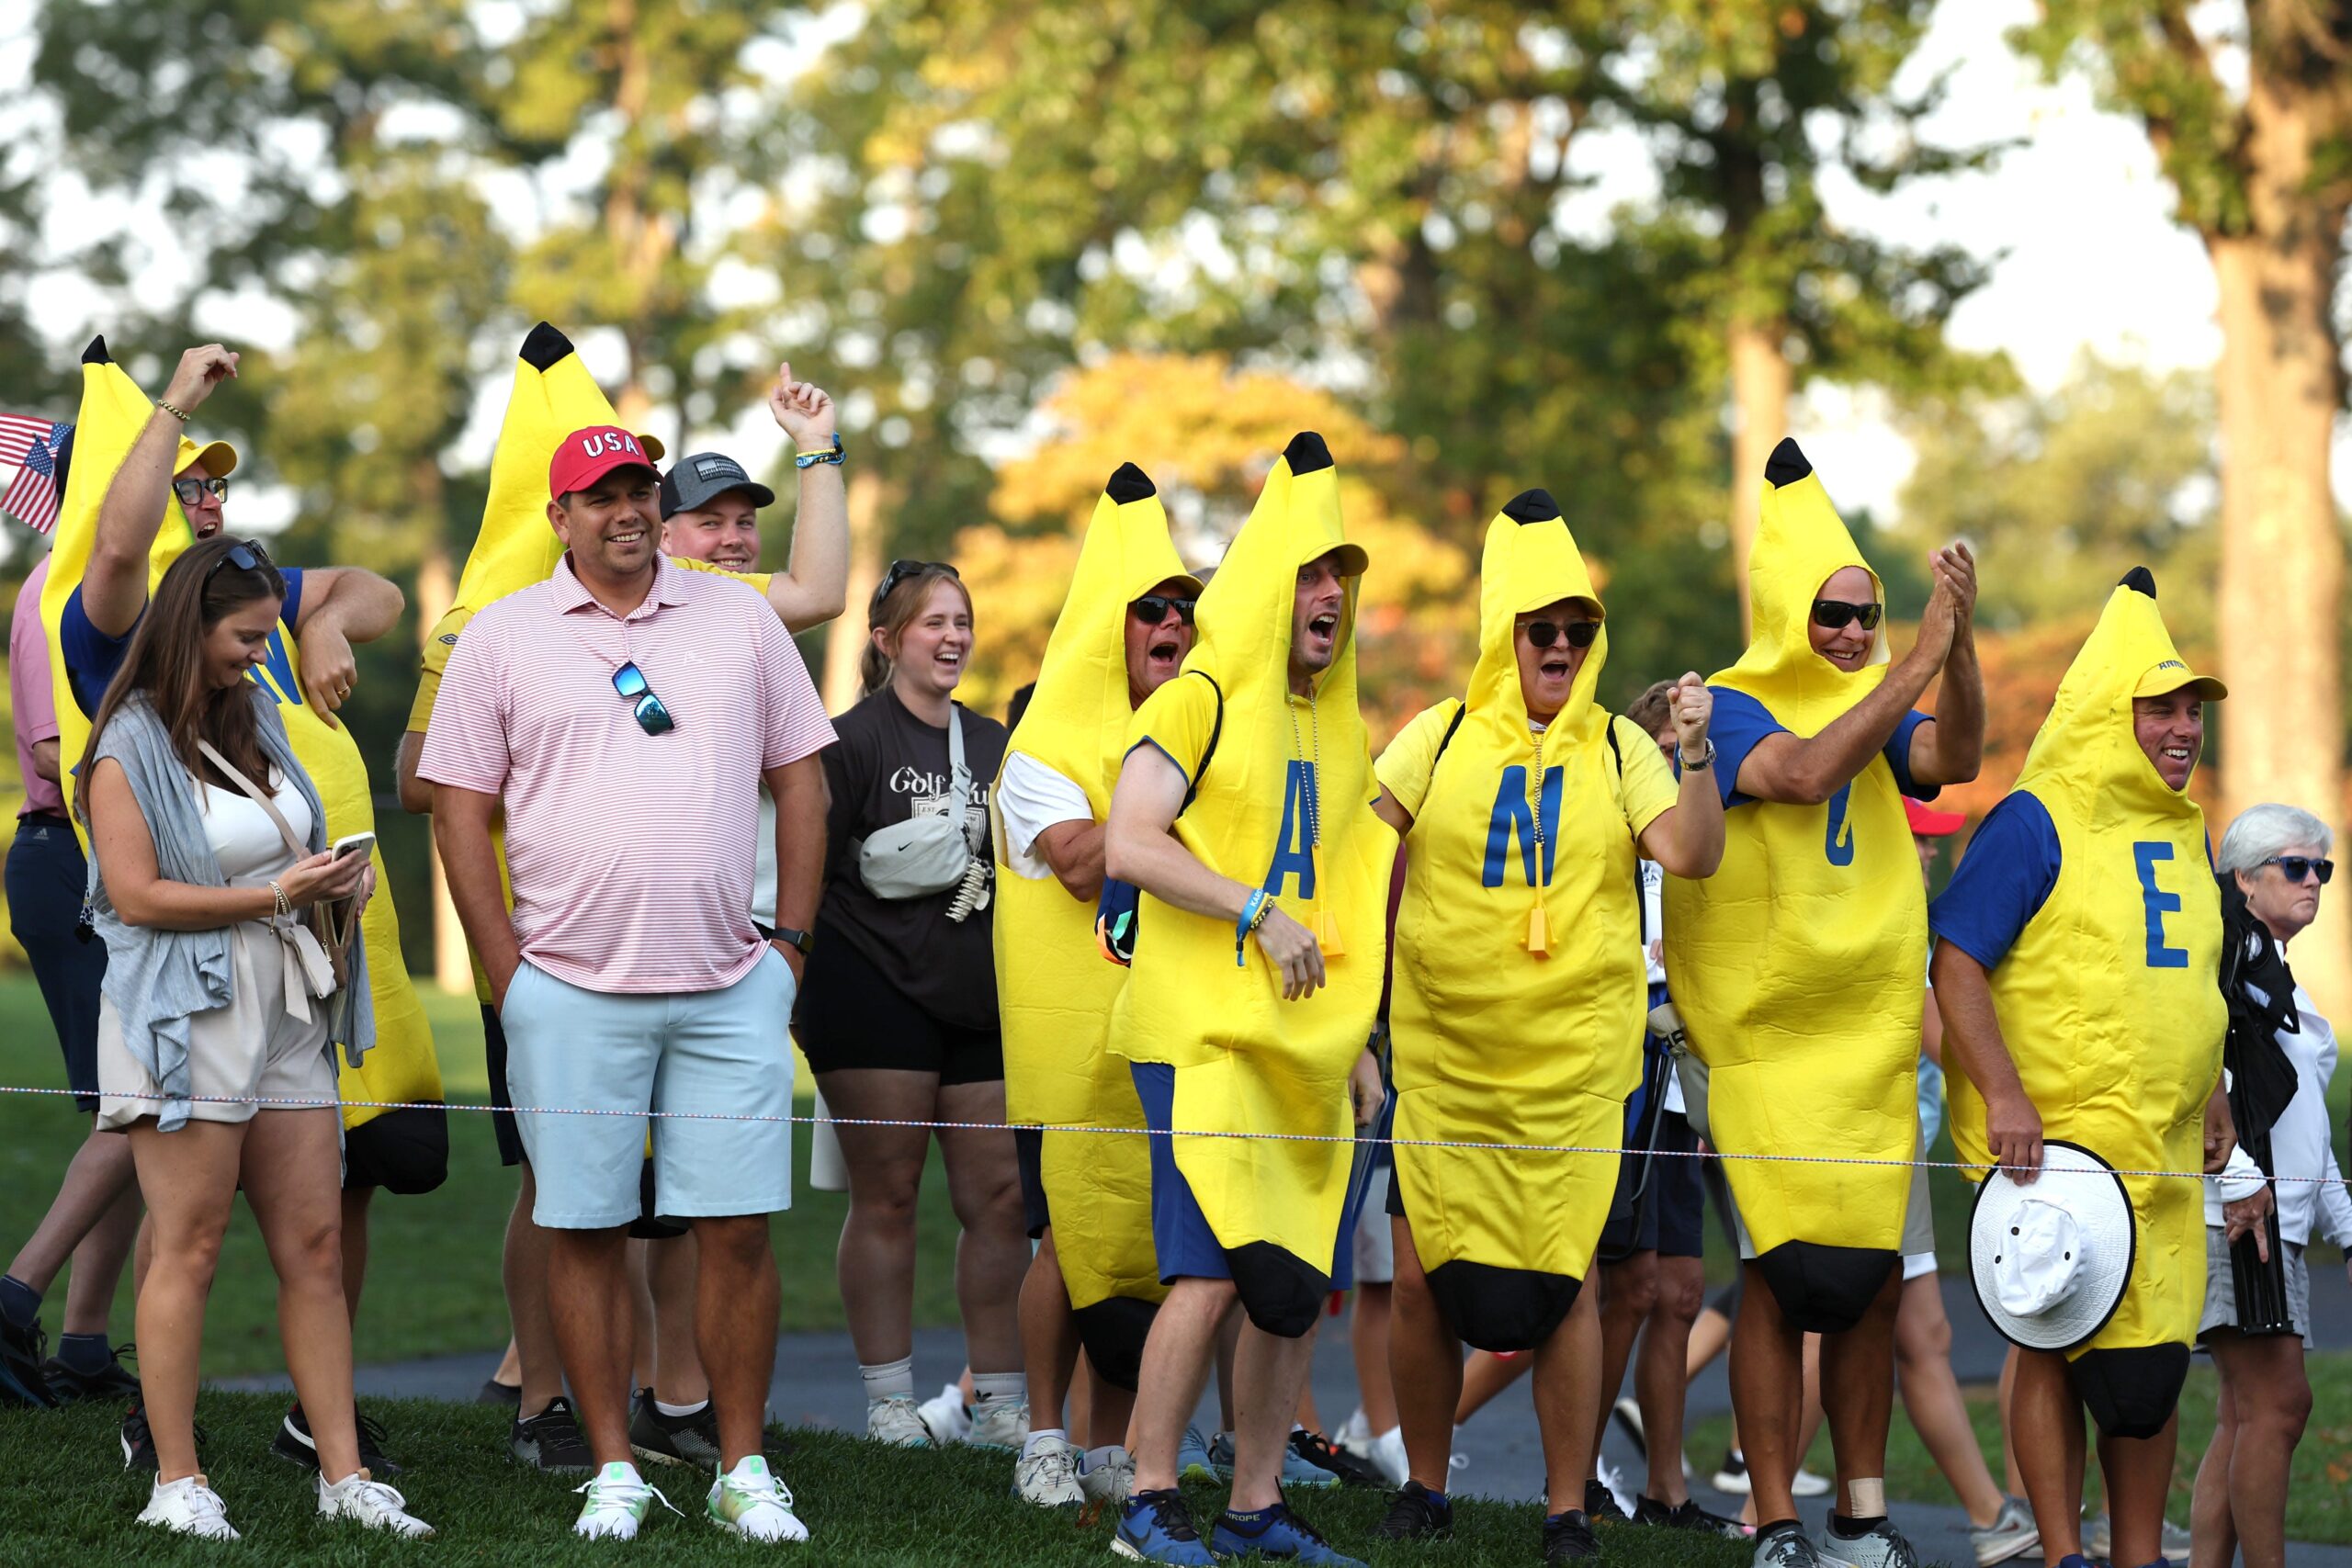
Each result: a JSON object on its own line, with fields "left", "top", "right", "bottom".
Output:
{"left": 2190, "top": 802, "right": 2352, "bottom": 1568}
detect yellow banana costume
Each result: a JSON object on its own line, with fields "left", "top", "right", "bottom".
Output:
{"left": 1939, "top": 570, "right": 2224, "bottom": 1438}
{"left": 1114, "top": 431, "right": 1395, "bottom": 1336}
{"left": 41, "top": 337, "right": 439, "bottom": 1138}
{"left": 1662, "top": 439, "right": 1922, "bottom": 1331}
{"left": 1379, "top": 490, "right": 1680, "bottom": 1351}
{"left": 994, "top": 462, "right": 1196, "bottom": 1383}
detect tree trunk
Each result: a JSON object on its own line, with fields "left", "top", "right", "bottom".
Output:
{"left": 2208, "top": 60, "right": 2351, "bottom": 1019}
{"left": 1726, "top": 312, "right": 1791, "bottom": 638}
{"left": 822, "top": 468, "right": 887, "bottom": 714}
{"left": 413, "top": 547, "right": 471, "bottom": 996}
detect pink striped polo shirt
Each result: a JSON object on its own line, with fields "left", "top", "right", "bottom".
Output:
{"left": 417, "top": 553, "right": 834, "bottom": 993}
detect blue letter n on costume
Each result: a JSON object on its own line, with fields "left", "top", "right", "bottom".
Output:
{"left": 2133, "top": 840, "right": 2188, "bottom": 968}
{"left": 1482, "top": 766, "right": 1561, "bottom": 888}
{"left": 1264, "top": 760, "right": 1317, "bottom": 898}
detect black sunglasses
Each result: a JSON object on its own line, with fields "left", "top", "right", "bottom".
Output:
{"left": 173, "top": 476, "right": 230, "bottom": 506}
{"left": 2260, "top": 855, "right": 2335, "bottom": 886}
{"left": 871, "top": 558, "right": 960, "bottom": 615}
{"left": 1520, "top": 618, "right": 1600, "bottom": 650}
{"left": 612, "top": 660, "right": 675, "bottom": 737}
{"left": 1811, "top": 599, "right": 1884, "bottom": 631}
{"left": 203, "top": 540, "right": 282, "bottom": 593}
{"left": 1130, "top": 594, "right": 1196, "bottom": 626}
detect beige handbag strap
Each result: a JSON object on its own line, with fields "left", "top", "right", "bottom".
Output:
{"left": 195, "top": 739, "right": 310, "bottom": 863}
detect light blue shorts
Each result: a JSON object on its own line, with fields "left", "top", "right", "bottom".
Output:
{"left": 501, "top": 951, "right": 796, "bottom": 1230}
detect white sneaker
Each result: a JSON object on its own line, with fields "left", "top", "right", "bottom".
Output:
{"left": 2086, "top": 1512, "right": 2190, "bottom": 1562}
{"left": 1079, "top": 1445, "right": 1136, "bottom": 1508}
{"left": 1792, "top": 1465, "right": 1832, "bottom": 1497}
{"left": 1970, "top": 1496, "right": 2038, "bottom": 1567}
{"left": 707, "top": 1454, "right": 809, "bottom": 1542}
{"left": 1366, "top": 1425, "right": 1409, "bottom": 1487}
{"left": 1012, "top": 1433, "right": 1085, "bottom": 1507}
{"left": 1598, "top": 1453, "right": 1637, "bottom": 1517}
{"left": 573, "top": 1461, "right": 681, "bottom": 1540}
{"left": 137, "top": 1473, "right": 239, "bottom": 1540}
{"left": 917, "top": 1381, "right": 970, "bottom": 1444}
{"left": 1816, "top": 1517, "right": 1920, "bottom": 1568}
{"left": 866, "top": 1394, "right": 933, "bottom": 1447}
{"left": 968, "top": 1395, "right": 1029, "bottom": 1451}
{"left": 318, "top": 1470, "right": 434, "bottom": 1538}
{"left": 1334, "top": 1407, "right": 1372, "bottom": 1454}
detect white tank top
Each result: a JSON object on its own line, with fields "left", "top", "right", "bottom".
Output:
{"left": 198, "top": 776, "right": 313, "bottom": 887}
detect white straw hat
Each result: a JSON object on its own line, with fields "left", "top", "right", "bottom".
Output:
{"left": 1967, "top": 1140, "right": 2136, "bottom": 1351}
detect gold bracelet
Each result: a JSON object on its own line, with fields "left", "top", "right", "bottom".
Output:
{"left": 157, "top": 400, "right": 192, "bottom": 423}
{"left": 270, "top": 880, "right": 291, "bottom": 919}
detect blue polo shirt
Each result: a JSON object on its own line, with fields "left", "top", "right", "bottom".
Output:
{"left": 59, "top": 569, "right": 305, "bottom": 716}
{"left": 1703, "top": 687, "right": 1938, "bottom": 807}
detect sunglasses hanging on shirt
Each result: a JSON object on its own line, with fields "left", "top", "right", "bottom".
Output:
{"left": 612, "top": 660, "right": 675, "bottom": 736}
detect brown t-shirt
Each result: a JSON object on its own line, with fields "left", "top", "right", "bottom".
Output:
{"left": 816, "top": 687, "right": 1006, "bottom": 1031}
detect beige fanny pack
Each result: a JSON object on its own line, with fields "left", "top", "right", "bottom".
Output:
{"left": 197, "top": 740, "right": 353, "bottom": 1020}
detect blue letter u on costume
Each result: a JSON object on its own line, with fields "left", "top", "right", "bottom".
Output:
{"left": 2133, "top": 840, "right": 2188, "bottom": 968}
{"left": 1825, "top": 783, "right": 1857, "bottom": 867}
{"left": 1265, "top": 760, "right": 1317, "bottom": 897}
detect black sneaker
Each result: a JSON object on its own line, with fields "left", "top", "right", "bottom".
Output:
{"left": 40, "top": 1344, "right": 140, "bottom": 1404}
{"left": 1289, "top": 1427, "right": 1386, "bottom": 1488}
{"left": 120, "top": 1403, "right": 207, "bottom": 1472}
{"left": 629, "top": 1385, "right": 721, "bottom": 1470}
{"left": 1584, "top": 1477, "right": 1631, "bottom": 1525}
{"left": 0, "top": 1314, "right": 58, "bottom": 1408}
{"left": 1634, "top": 1495, "right": 1749, "bottom": 1539}
{"left": 1374, "top": 1481, "right": 1454, "bottom": 1541}
{"left": 1544, "top": 1508, "right": 1603, "bottom": 1563}
{"left": 510, "top": 1394, "right": 594, "bottom": 1472}
{"left": 272, "top": 1403, "right": 401, "bottom": 1475}
{"left": 477, "top": 1376, "right": 523, "bottom": 1406}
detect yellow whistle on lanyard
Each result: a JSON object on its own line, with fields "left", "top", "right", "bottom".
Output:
{"left": 1525, "top": 898, "right": 1550, "bottom": 958}
{"left": 1311, "top": 849, "right": 1344, "bottom": 957}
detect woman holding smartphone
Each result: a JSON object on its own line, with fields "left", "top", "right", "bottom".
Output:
{"left": 80, "top": 535, "right": 430, "bottom": 1541}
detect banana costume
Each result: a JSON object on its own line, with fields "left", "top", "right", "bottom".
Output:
{"left": 1379, "top": 490, "right": 1680, "bottom": 1351}
{"left": 1661, "top": 439, "right": 1922, "bottom": 1331}
{"left": 1939, "top": 570, "right": 2224, "bottom": 1438}
{"left": 40, "top": 337, "right": 439, "bottom": 1138}
{"left": 1114, "top": 431, "right": 1395, "bottom": 1336}
{"left": 994, "top": 462, "right": 1196, "bottom": 1383}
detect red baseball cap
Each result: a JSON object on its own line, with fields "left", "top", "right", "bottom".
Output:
{"left": 548, "top": 425, "right": 666, "bottom": 502}
{"left": 1904, "top": 796, "right": 1965, "bottom": 837}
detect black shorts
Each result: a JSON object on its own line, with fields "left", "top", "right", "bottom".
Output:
{"left": 342, "top": 1106, "right": 450, "bottom": 1195}
{"left": 482, "top": 1002, "right": 526, "bottom": 1167}
{"left": 1013, "top": 1126, "right": 1050, "bottom": 1238}
{"left": 8, "top": 816, "right": 107, "bottom": 1112}
{"left": 1648, "top": 1110, "right": 1705, "bottom": 1259}
{"left": 797, "top": 927, "right": 1003, "bottom": 1084}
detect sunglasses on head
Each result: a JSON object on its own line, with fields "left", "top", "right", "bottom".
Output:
{"left": 2260, "top": 855, "right": 2335, "bottom": 886}
{"left": 1811, "top": 599, "right": 1884, "bottom": 631}
{"left": 1130, "top": 594, "right": 1196, "bottom": 626}
{"left": 1519, "top": 617, "right": 1600, "bottom": 650}
{"left": 871, "top": 558, "right": 960, "bottom": 615}
{"left": 203, "top": 539, "right": 281, "bottom": 592}
{"left": 612, "top": 660, "right": 675, "bottom": 737}
{"left": 173, "top": 476, "right": 230, "bottom": 506}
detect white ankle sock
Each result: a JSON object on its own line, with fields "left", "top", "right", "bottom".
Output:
{"left": 653, "top": 1396, "right": 708, "bottom": 1419}
{"left": 1021, "top": 1428, "right": 1067, "bottom": 1461}
{"left": 971, "top": 1371, "right": 1024, "bottom": 1409}
{"left": 860, "top": 1356, "right": 915, "bottom": 1403}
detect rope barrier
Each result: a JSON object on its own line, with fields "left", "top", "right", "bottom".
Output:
{"left": 4, "top": 1082, "right": 2342, "bottom": 1187}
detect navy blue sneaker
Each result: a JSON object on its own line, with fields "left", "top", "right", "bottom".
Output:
{"left": 1114, "top": 1488, "right": 1218, "bottom": 1565}
{"left": 1210, "top": 1502, "right": 1366, "bottom": 1566}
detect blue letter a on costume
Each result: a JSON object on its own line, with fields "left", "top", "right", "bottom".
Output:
{"left": 1265, "top": 759, "right": 1317, "bottom": 897}
{"left": 1825, "top": 783, "right": 1856, "bottom": 867}
{"left": 1482, "top": 766, "right": 1561, "bottom": 888}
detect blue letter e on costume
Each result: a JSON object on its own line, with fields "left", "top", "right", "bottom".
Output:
{"left": 1264, "top": 759, "right": 1317, "bottom": 897}
{"left": 2133, "top": 841, "right": 2188, "bottom": 968}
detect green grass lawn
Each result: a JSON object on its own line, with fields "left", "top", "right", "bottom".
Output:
{"left": 0, "top": 973, "right": 972, "bottom": 1378}
{"left": 0, "top": 1393, "right": 1759, "bottom": 1568}
{"left": 1689, "top": 1348, "right": 2352, "bottom": 1547}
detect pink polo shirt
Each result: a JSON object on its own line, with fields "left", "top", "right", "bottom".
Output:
{"left": 12, "top": 558, "right": 66, "bottom": 819}
{"left": 417, "top": 554, "right": 834, "bottom": 993}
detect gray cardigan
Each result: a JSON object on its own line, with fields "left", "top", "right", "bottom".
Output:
{"left": 85, "top": 687, "right": 373, "bottom": 1130}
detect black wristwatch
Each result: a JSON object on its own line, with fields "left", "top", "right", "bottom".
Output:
{"left": 772, "top": 926, "right": 816, "bottom": 956}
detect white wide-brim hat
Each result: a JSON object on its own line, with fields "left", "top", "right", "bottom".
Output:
{"left": 1968, "top": 1140, "right": 2135, "bottom": 1352}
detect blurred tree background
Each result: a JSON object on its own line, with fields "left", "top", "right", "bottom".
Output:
{"left": 1, "top": 1, "right": 2346, "bottom": 1004}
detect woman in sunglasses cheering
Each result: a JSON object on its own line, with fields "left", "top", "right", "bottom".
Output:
{"left": 1364, "top": 490, "right": 1724, "bottom": 1562}
{"left": 77, "top": 536, "right": 429, "bottom": 1541}
{"left": 797, "top": 560, "right": 1033, "bottom": 1450}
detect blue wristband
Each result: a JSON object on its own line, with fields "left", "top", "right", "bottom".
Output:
{"left": 1237, "top": 889, "right": 1267, "bottom": 965}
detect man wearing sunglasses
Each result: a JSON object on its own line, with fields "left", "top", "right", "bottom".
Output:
{"left": 1661, "top": 440, "right": 1983, "bottom": 1568}
{"left": 64, "top": 344, "right": 404, "bottom": 725}
{"left": 992, "top": 463, "right": 1200, "bottom": 1508}
{"left": 420, "top": 423, "right": 835, "bottom": 1544}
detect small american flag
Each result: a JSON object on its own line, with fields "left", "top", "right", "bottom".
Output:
{"left": 2, "top": 416, "right": 72, "bottom": 534}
